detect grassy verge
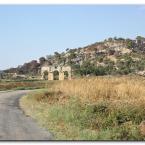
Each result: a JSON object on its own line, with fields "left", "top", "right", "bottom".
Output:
{"left": 0, "top": 80, "right": 51, "bottom": 91}
{"left": 20, "top": 76, "right": 145, "bottom": 140}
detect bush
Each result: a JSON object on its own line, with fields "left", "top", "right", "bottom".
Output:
{"left": 21, "top": 77, "right": 145, "bottom": 140}
{"left": 40, "top": 96, "right": 145, "bottom": 139}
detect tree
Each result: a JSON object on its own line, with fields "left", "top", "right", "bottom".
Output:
{"left": 114, "top": 36, "right": 117, "bottom": 40}
{"left": 94, "top": 66, "right": 107, "bottom": 76}
{"left": 108, "top": 37, "right": 113, "bottom": 42}
{"left": 39, "top": 57, "right": 46, "bottom": 65}
{"left": 46, "top": 55, "right": 52, "bottom": 60}
{"left": 117, "top": 37, "right": 125, "bottom": 41}
{"left": 54, "top": 51, "right": 60, "bottom": 56}
{"left": 54, "top": 52, "right": 61, "bottom": 59}
{"left": 136, "top": 36, "right": 143, "bottom": 41}
{"left": 69, "top": 51, "right": 76, "bottom": 59}
{"left": 136, "top": 36, "right": 144, "bottom": 44}
{"left": 79, "top": 61, "right": 95, "bottom": 76}
{"left": 66, "top": 48, "right": 70, "bottom": 52}
{"left": 126, "top": 40, "right": 134, "bottom": 49}
{"left": 27, "top": 60, "right": 39, "bottom": 75}
{"left": 108, "top": 49, "right": 115, "bottom": 55}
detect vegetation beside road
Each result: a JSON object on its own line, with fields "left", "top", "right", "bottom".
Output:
{"left": 0, "top": 80, "right": 49, "bottom": 91}
{"left": 20, "top": 76, "right": 145, "bottom": 140}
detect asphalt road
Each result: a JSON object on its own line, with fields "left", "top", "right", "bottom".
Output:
{"left": 0, "top": 90, "right": 53, "bottom": 140}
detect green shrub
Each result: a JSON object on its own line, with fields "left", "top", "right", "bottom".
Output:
{"left": 22, "top": 91, "right": 145, "bottom": 140}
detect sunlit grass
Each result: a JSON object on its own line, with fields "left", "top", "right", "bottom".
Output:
{"left": 20, "top": 75, "right": 145, "bottom": 140}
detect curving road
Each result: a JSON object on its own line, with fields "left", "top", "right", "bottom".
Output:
{"left": 0, "top": 90, "right": 53, "bottom": 140}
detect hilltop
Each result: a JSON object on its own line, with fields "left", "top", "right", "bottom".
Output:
{"left": 4, "top": 36, "right": 145, "bottom": 77}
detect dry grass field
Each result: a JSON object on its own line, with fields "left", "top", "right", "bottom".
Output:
{"left": 50, "top": 75, "right": 145, "bottom": 103}
{"left": 20, "top": 75, "right": 145, "bottom": 140}
{"left": 0, "top": 80, "right": 49, "bottom": 91}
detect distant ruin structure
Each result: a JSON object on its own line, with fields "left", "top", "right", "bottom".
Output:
{"left": 41, "top": 65, "right": 71, "bottom": 80}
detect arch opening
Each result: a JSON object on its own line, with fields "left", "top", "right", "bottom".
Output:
{"left": 41, "top": 65, "right": 71, "bottom": 81}
{"left": 64, "top": 71, "right": 69, "bottom": 79}
{"left": 43, "top": 71, "right": 48, "bottom": 80}
{"left": 53, "top": 70, "right": 59, "bottom": 80}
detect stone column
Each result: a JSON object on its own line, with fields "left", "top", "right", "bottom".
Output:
{"left": 59, "top": 72, "right": 64, "bottom": 80}
{"left": 48, "top": 72, "right": 54, "bottom": 80}
{"left": 68, "top": 72, "right": 71, "bottom": 80}
{"left": 41, "top": 72, "right": 45, "bottom": 80}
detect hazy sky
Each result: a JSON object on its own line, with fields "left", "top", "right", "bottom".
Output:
{"left": 0, "top": 5, "right": 145, "bottom": 70}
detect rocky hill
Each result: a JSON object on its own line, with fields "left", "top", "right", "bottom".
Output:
{"left": 4, "top": 36, "right": 145, "bottom": 77}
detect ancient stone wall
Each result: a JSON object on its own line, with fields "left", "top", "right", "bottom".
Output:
{"left": 41, "top": 65, "right": 71, "bottom": 81}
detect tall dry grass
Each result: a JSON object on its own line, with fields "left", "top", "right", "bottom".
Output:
{"left": 50, "top": 76, "right": 145, "bottom": 104}
{"left": 0, "top": 81, "right": 47, "bottom": 90}
{"left": 21, "top": 75, "right": 145, "bottom": 140}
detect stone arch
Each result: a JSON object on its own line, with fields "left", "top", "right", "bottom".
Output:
{"left": 42, "top": 70, "right": 48, "bottom": 80}
{"left": 61, "top": 66, "right": 71, "bottom": 80}
{"left": 41, "top": 66, "right": 49, "bottom": 80}
{"left": 53, "top": 70, "right": 59, "bottom": 80}
{"left": 64, "top": 71, "right": 69, "bottom": 79}
{"left": 41, "top": 65, "right": 71, "bottom": 81}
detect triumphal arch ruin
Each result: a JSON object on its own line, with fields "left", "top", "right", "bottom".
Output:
{"left": 41, "top": 65, "right": 71, "bottom": 80}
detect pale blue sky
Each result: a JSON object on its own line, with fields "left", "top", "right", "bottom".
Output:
{"left": 0, "top": 5, "right": 145, "bottom": 69}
